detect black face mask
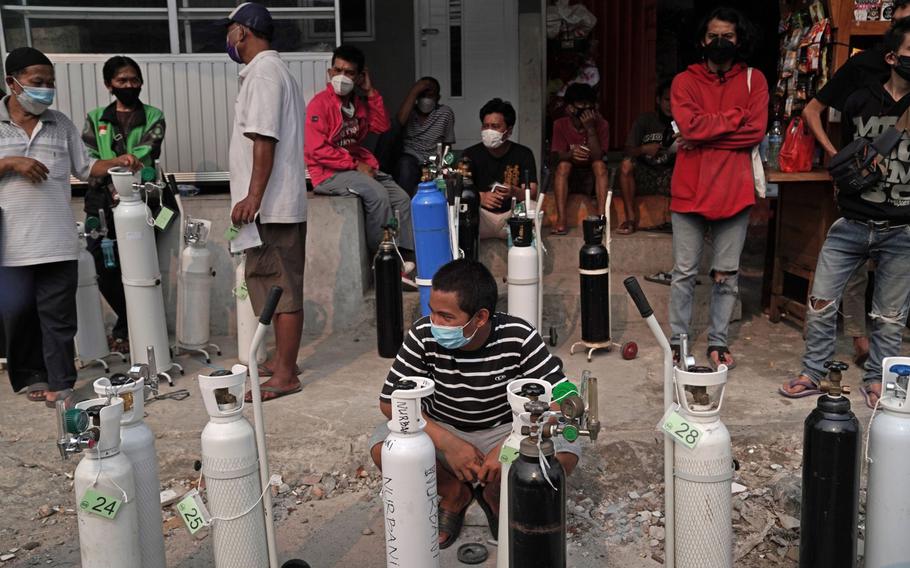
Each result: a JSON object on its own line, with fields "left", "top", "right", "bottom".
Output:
{"left": 895, "top": 55, "right": 910, "bottom": 81}
{"left": 112, "top": 87, "right": 141, "bottom": 108}
{"left": 703, "top": 37, "right": 737, "bottom": 65}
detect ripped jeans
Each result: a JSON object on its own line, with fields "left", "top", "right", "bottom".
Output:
{"left": 802, "top": 218, "right": 910, "bottom": 384}
{"left": 670, "top": 208, "right": 750, "bottom": 348}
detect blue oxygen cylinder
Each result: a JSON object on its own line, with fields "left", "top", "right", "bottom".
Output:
{"left": 412, "top": 180, "right": 453, "bottom": 315}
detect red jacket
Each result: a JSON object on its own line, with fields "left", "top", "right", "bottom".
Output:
{"left": 670, "top": 62, "right": 768, "bottom": 220}
{"left": 304, "top": 84, "right": 390, "bottom": 187}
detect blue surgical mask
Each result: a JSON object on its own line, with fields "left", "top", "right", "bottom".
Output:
{"left": 14, "top": 78, "right": 54, "bottom": 115}
{"left": 226, "top": 27, "right": 244, "bottom": 64}
{"left": 431, "top": 316, "right": 477, "bottom": 350}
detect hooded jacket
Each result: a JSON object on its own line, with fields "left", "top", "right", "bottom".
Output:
{"left": 670, "top": 62, "right": 768, "bottom": 220}
{"left": 304, "top": 84, "right": 390, "bottom": 187}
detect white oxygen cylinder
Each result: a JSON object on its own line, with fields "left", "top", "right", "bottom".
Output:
{"left": 235, "top": 255, "right": 265, "bottom": 365}
{"left": 177, "top": 219, "right": 215, "bottom": 348}
{"left": 381, "top": 377, "right": 439, "bottom": 568}
{"left": 497, "top": 378, "right": 553, "bottom": 568}
{"left": 508, "top": 217, "right": 539, "bottom": 329}
{"left": 865, "top": 356, "right": 910, "bottom": 568}
{"left": 73, "top": 397, "right": 141, "bottom": 568}
{"left": 75, "top": 225, "right": 109, "bottom": 362}
{"left": 198, "top": 365, "right": 268, "bottom": 568}
{"left": 109, "top": 168, "right": 172, "bottom": 372}
{"left": 93, "top": 375, "right": 166, "bottom": 568}
{"left": 673, "top": 365, "right": 732, "bottom": 568}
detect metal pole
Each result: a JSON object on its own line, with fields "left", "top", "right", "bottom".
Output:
{"left": 333, "top": 0, "right": 341, "bottom": 46}
{"left": 20, "top": 0, "right": 31, "bottom": 48}
{"left": 166, "top": 0, "right": 180, "bottom": 54}
{"left": 248, "top": 323, "right": 279, "bottom": 568}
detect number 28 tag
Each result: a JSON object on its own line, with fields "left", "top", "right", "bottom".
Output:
{"left": 658, "top": 404, "right": 703, "bottom": 449}
{"left": 176, "top": 489, "right": 211, "bottom": 535}
{"left": 79, "top": 488, "right": 123, "bottom": 520}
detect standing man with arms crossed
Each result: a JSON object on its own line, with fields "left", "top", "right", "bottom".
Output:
{"left": 221, "top": 3, "right": 308, "bottom": 401}
{"left": 669, "top": 7, "right": 768, "bottom": 368}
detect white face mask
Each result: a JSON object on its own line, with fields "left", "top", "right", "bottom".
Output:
{"left": 481, "top": 128, "right": 506, "bottom": 149}
{"left": 331, "top": 74, "right": 354, "bottom": 97}
{"left": 416, "top": 97, "right": 436, "bottom": 114}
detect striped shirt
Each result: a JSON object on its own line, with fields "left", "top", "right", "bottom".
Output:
{"left": 380, "top": 313, "right": 565, "bottom": 431}
{"left": 0, "top": 97, "right": 95, "bottom": 267}
{"left": 402, "top": 104, "right": 456, "bottom": 161}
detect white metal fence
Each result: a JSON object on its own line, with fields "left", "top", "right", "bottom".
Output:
{"left": 51, "top": 52, "right": 331, "bottom": 181}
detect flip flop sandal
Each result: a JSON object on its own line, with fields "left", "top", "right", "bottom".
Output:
{"left": 860, "top": 384, "right": 881, "bottom": 409}
{"left": 27, "top": 382, "right": 49, "bottom": 402}
{"left": 472, "top": 484, "right": 499, "bottom": 539}
{"left": 439, "top": 484, "right": 474, "bottom": 550}
{"left": 256, "top": 363, "right": 302, "bottom": 378}
{"left": 244, "top": 383, "right": 302, "bottom": 403}
{"left": 550, "top": 226, "right": 568, "bottom": 236}
{"left": 44, "top": 388, "right": 76, "bottom": 409}
{"left": 616, "top": 220, "right": 636, "bottom": 235}
{"left": 778, "top": 376, "right": 822, "bottom": 399}
{"left": 707, "top": 346, "right": 736, "bottom": 370}
{"left": 645, "top": 271, "right": 673, "bottom": 286}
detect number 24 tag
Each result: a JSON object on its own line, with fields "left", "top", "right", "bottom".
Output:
{"left": 79, "top": 488, "right": 123, "bottom": 520}
{"left": 658, "top": 404, "right": 703, "bottom": 449}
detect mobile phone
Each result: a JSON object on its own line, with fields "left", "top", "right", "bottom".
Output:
{"left": 491, "top": 183, "right": 509, "bottom": 194}
{"left": 671, "top": 121, "right": 680, "bottom": 135}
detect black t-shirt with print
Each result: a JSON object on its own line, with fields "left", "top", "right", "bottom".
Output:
{"left": 816, "top": 45, "right": 889, "bottom": 112}
{"left": 462, "top": 141, "right": 538, "bottom": 214}
{"left": 841, "top": 82, "right": 910, "bottom": 222}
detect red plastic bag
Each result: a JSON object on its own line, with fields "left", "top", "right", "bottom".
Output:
{"left": 778, "top": 117, "right": 815, "bottom": 173}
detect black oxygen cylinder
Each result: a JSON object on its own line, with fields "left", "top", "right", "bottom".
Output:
{"left": 579, "top": 216, "right": 609, "bottom": 343}
{"left": 799, "top": 361, "right": 860, "bottom": 568}
{"left": 374, "top": 231, "right": 404, "bottom": 358}
{"left": 459, "top": 179, "right": 480, "bottom": 261}
{"left": 508, "top": 437, "right": 566, "bottom": 568}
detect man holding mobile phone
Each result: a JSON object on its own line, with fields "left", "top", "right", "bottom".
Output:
{"left": 462, "top": 98, "right": 538, "bottom": 239}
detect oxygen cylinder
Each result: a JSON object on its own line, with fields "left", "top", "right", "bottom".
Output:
{"left": 374, "top": 227, "right": 404, "bottom": 358}
{"left": 412, "top": 180, "right": 453, "bottom": 316}
{"left": 72, "top": 397, "right": 142, "bottom": 568}
{"left": 579, "top": 216, "right": 610, "bottom": 343}
{"left": 109, "top": 168, "right": 172, "bottom": 372}
{"left": 508, "top": 217, "right": 539, "bottom": 329}
{"left": 509, "top": 399, "right": 566, "bottom": 568}
{"left": 235, "top": 255, "right": 265, "bottom": 365}
{"left": 381, "top": 377, "right": 439, "bottom": 568}
{"left": 93, "top": 374, "right": 166, "bottom": 568}
{"left": 800, "top": 361, "right": 860, "bottom": 568}
{"left": 859, "top": 359, "right": 909, "bottom": 568}
{"left": 497, "top": 380, "right": 553, "bottom": 568}
{"left": 75, "top": 224, "right": 110, "bottom": 363}
{"left": 198, "top": 365, "right": 268, "bottom": 568}
{"left": 673, "top": 364, "right": 733, "bottom": 568}
{"left": 177, "top": 218, "right": 215, "bottom": 349}
{"left": 458, "top": 179, "right": 479, "bottom": 262}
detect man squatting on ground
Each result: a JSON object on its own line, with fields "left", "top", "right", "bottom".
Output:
{"left": 780, "top": 19, "right": 910, "bottom": 407}
{"left": 368, "top": 259, "right": 581, "bottom": 548}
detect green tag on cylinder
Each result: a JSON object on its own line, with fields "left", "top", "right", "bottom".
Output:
{"left": 79, "top": 488, "right": 122, "bottom": 520}
{"left": 660, "top": 405, "right": 702, "bottom": 449}
{"left": 499, "top": 445, "right": 520, "bottom": 464}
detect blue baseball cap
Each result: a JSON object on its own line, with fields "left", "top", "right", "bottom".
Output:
{"left": 218, "top": 2, "right": 274, "bottom": 38}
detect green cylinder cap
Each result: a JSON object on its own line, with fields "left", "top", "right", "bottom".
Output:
{"left": 140, "top": 166, "right": 156, "bottom": 183}
{"left": 563, "top": 424, "right": 579, "bottom": 443}
{"left": 64, "top": 409, "right": 89, "bottom": 434}
{"left": 84, "top": 216, "right": 101, "bottom": 232}
{"left": 552, "top": 381, "right": 579, "bottom": 403}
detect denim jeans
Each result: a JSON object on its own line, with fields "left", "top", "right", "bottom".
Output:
{"left": 670, "top": 208, "right": 750, "bottom": 348}
{"left": 802, "top": 218, "right": 910, "bottom": 384}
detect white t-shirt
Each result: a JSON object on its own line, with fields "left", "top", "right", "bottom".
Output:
{"left": 229, "top": 50, "right": 307, "bottom": 224}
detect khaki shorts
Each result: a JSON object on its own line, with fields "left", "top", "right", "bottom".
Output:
{"left": 245, "top": 222, "right": 307, "bottom": 314}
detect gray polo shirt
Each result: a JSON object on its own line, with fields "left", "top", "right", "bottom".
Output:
{"left": 0, "top": 96, "right": 95, "bottom": 267}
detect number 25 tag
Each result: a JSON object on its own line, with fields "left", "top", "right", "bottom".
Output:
{"left": 79, "top": 488, "right": 123, "bottom": 520}
{"left": 176, "top": 489, "right": 211, "bottom": 535}
{"left": 658, "top": 404, "right": 703, "bottom": 449}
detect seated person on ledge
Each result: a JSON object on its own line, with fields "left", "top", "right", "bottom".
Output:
{"left": 368, "top": 259, "right": 579, "bottom": 548}
{"left": 394, "top": 76, "right": 456, "bottom": 195}
{"left": 618, "top": 79, "right": 677, "bottom": 235}
{"left": 462, "top": 98, "right": 538, "bottom": 239}
{"left": 550, "top": 83, "right": 610, "bottom": 235}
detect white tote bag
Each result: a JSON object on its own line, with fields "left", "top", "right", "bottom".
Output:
{"left": 748, "top": 67, "right": 767, "bottom": 198}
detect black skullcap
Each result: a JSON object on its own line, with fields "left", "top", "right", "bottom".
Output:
{"left": 5, "top": 47, "right": 53, "bottom": 76}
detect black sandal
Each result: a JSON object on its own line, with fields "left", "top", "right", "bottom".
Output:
{"left": 438, "top": 484, "right": 474, "bottom": 550}
{"left": 706, "top": 346, "right": 736, "bottom": 370}
{"left": 473, "top": 485, "right": 499, "bottom": 539}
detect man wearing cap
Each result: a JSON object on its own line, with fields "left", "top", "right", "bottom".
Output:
{"left": 222, "top": 3, "right": 308, "bottom": 402}
{"left": 0, "top": 47, "right": 139, "bottom": 408}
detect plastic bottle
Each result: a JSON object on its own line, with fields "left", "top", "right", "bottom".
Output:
{"left": 768, "top": 120, "right": 783, "bottom": 171}
{"left": 101, "top": 238, "right": 117, "bottom": 269}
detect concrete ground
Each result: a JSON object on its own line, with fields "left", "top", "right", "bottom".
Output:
{"left": 0, "top": 240, "right": 895, "bottom": 567}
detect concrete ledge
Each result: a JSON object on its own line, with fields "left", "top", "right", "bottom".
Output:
{"left": 71, "top": 192, "right": 369, "bottom": 338}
